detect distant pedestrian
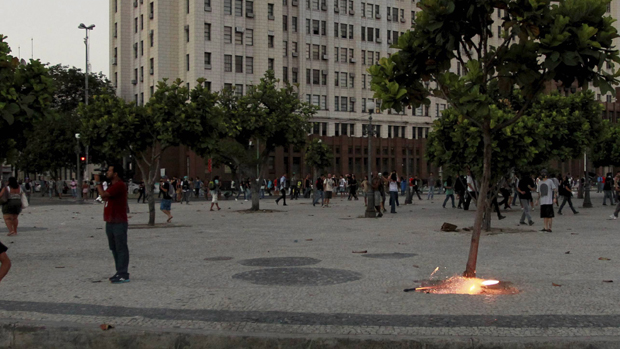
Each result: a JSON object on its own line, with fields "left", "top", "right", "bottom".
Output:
{"left": 160, "top": 177, "right": 173, "bottom": 223}
{"left": 323, "top": 174, "right": 335, "bottom": 207}
{"left": 194, "top": 177, "right": 202, "bottom": 197}
{"left": 313, "top": 174, "right": 324, "bottom": 207}
{"left": 389, "top": 172, "right": 399, "bottom": 213}
{"left": 137, "top": 182, "right": 146, "bottom": 203}
{"left": 518, "top": 172, "right": 536, "bottom": 226}
{"left": 537, "top": 169, "right": 557, "bottom": 232}
{"left": 348, "top": 174, "right": 358, "bottom": 201}
{"left": 463, "top": 170, "right": 477, "bottom": 211}
{"left": 181, "top": 176, "right": 191, "bottom": 204}
{"left": 610, "top": 172, "right": 620, "bottom": 220}
{"left": 70, "top": 178, "right": 77, "bottom": 198}
{"left": 276, "top": 174, "right": 288, "bottom": 206}
{"left": 558, "top": 174, "right": 578, "bottom": 215}
{"left": 603, "top": 172, "right": 615, "bottom": 206}
{"left": 209, "top": 176, "right": 221, "bottom": 211}
{"left": 427, "top": 172, "right": 435, "bottom": 200}
{"left": 1, "top": 177, "right": 25, "bottom": 236}
{"left": 455, "top": 173, "right": 466, "bottom": 209}
{"left": 442, "top": 176, "right": 455, "bottom": 208}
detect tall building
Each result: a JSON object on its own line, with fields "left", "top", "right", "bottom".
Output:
{"left": 109, "top": 0, "right": 616, "bottom": 180}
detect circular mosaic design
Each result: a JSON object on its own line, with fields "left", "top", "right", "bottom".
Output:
{"left": 232, "top": 267, "right": 363, "bottom": 286}
{"left": 204, "top": 256, "right": 234, "bottom": 261}
{"left": 361, "top": 253, "right": 418, "bottom": 260}
{"left": 238, "top": 257, "right": 321, "bottom": 267}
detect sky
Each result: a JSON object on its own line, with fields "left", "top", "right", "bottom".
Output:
{"left": 1, "top": 0, "right": 110, "bottom": 78}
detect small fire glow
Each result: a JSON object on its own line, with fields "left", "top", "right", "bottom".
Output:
{"left": 415, "top": 277, "right": 502, "bottom": 295}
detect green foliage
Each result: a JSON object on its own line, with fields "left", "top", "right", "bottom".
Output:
{"left": 592, "top": 123, "right": 620, "bottom": 167}
{"left": 0, "top": 35, "right": 54, "bottom": 160}
{"left": 427, "top": 91, "right": 604, "bottom": 180}
{"left": 305, "top": 138, "right": 333, "bottom": 171}
{"left": 47, "top": 64, "right": 114, "bottom": 113}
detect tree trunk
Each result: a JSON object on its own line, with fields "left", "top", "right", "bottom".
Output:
{"left": 251, "top": 177, "right": 260, "bottom": 211}
{"left": 136, "top": 157, "right": 156, "bottom": 226}
{"left": 463, "top": 124, "right": 492, "bottom": 278}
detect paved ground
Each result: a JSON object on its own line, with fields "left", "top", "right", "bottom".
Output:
{"left": 0, "top": 190, "right": 619, "bottom": 347}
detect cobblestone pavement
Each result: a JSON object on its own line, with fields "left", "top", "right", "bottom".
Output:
{"left": 0, "top": 191, "right": 619, "bottom": 340}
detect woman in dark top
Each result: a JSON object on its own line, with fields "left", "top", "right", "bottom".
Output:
{"left": 0, "top": 177, "right": 23, "bottom": 236}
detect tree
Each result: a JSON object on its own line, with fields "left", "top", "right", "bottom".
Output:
{"left": 17, "top": 65, "right": 114, "bottom": 174}
{"left": 305, "top": 138, "right": 334, "bottom": 200}
{"left": 592, "top": 123, "right": 620, "bottom": 168}
{"left": 81, "top": 79, "right": 214, "bottom": 225}
{"left": 0, "top": 35, "right": 54, "bottom": 162}
{"left": 192, "top": 71, "right": 315, "bottom": 211}
{"left": 369, "top": 0, "right": 619, "bottom": 277}
{"left": 428, "top": 91, "right": 604, "bottom": 230}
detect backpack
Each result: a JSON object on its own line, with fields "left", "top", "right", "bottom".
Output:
{"left": 297, "top": 180, "right": 302, "bottom": 188}
{"left": 274, "top": 178, "right": 279, "bottom": 188}
{"left": 208, "top": 181, "right": 215, "bottom": 190}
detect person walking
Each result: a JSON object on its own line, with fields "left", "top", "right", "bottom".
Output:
{"left": 455, "top": 173, "right": 466, "bottom": 209}
{"left": 442, "top": 176, "right": 456, "bottom": 208}
{"left": 313, "top": 174, "right": 325, "bottom": 207}
{"left": 137, "top": 181, "right": 146, "bottom": 203}
{"left": 497, "top": 179, "right": 512, "bottom": 210}
{"left": 94, "top": 165, "right": 130, "bottom": 284}
{"left": 558, "top": 174, "right": 578, "bottom": 215}
{"left": 323, "top": 174, "right": 335, "bottom": 207}
{"left": 160, "top": 177, "right": 173, "bottom": 223}
{"left": 82, "top": 180, "right": 89, "bottom": 200}
{"left": 70, "top": 178, "right": 77, "bottom": 198}
{"left": 48, "top": 178, "right": 55, "bottom": 198}
{"left": 463, "top": 170, "right": 477, "bottom": 211}
{"left": 275, "top": 174, "right": 288, "bottom": 206}
{"left": 610, "top": 172, "right": 620, "bottom": 220}
{"left": 400, "top": 176, "right": 407, "bottom": 196}
{"left": 348, "top": 174, "right": 358, "bottom": 201}
{"left": 0, "top": 240, "right": 11, "bottom": 284}
{"left": 361, "top": 175, "right": 369, "bottom": 207}
{"left": 0, "top": 177, "right": 25, "bottom": 236}
{"left": 511, "top": 174, "right": 520, "bottom": 207}
{"left": 603, "top": 172, "right": 615, "bottom": 206}
{"left": 411, "top": 175, "right": 423, "bottom": 200}
{"left": 389, "top": 173, "right": 399, "bottom": 213}
{"left": 209, "top": 176, "right": 221, "bottom": 211}
{"left": 23, "top": 179, "right": 32, "bottom": 204}
{"left": 427, "top": 172, "right": 435, "bottom": 200}
{"left": 181, "top": 176, "right": 191, "bottom": 204}
{"left": 194, "top": 177, "right": 202, "bottom": 198}
{"left": 55, "top": 178, "right": 63, "bottom": 200}
{"left": 372, "top": 175, "right": 383, "bottom": 217}
{"left": 289, "top": 173, "right": 298, "bottom": 200}
{"left": 517, "top": 172, "right": 536, "bottom": 226}
{"left": 537, "top": 169, "right": 557, "bottom": 232}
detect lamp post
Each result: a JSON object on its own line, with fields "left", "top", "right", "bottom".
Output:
{"left": 405, "top": 143, "right": 412, "bottom": 204}
{"left": 583, "top": 151, "right": 593, "bottom": 208}
{"left": 365, "top": 101, "right": 376, "bottom": 218}
{"left": 78, "top": 23, "right": 95, "bottom": 184}
{"left": 75, "top": 133, "right": 82, "bottom": 203}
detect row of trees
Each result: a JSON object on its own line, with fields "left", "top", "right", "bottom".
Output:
{"left": 80, "top": 72, "right": 317, "bottom": 225}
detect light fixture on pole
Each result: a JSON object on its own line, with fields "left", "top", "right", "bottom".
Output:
{"left": 78, "top": 23, "right": 95, "bottom": 189}
{"left": 364, "top": 101, "right": 376, "bottom": 218}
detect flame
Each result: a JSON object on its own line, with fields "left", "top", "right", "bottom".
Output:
{"left": 429, "top": 267, "right": 440, "bottom": 279}
{"left": 481, "top": 280, "right": 500, "bottom": 286}
{"left": 415, "top": 277, "right": 501, "bottom": 295}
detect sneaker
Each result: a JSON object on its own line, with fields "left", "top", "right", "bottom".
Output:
{"left": 110, "top": 276, "right": 130, "bottom": 284}
{"left": 528, "top": 221, "right": 535, "bottom": 226}
{"left": 519, "top": 221, "right": 526, "bottom": 225}
{"left": 558, "top": 211, "right": 563, "bottom": 215}
{"left": 108, "top": 274, "right": 119, "bottom": 281}
{"left": 610, "top": 215, "right": 617, "bottom": 220}
{"left": 498, "top": 215, "right": 506, "bottom": 220}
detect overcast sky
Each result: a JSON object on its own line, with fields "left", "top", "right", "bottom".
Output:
{"left": 1, "top": 0, "right": 109, "bottom": 77}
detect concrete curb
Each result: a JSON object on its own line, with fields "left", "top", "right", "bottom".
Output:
{"left": 1, "top": 319, "right": 620, "bottom": 349}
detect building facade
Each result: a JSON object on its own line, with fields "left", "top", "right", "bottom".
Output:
{"left": 109, "top": 0, "right": 619, "bottom": 181}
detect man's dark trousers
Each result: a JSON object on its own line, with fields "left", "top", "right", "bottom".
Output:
{"left": 464, "top": 191, "right": 477, "bottom": 210}
{"left": 276, "top": 189, "right": 287, "bottom": 205}
{"left": 106, "top": 222, "right": 129, "bottom": 278}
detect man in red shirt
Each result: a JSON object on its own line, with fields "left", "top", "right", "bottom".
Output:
{"left": 95, "top": 164, "right": 129, "bottom": 284}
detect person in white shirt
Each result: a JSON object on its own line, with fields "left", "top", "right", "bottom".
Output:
{"left": 537, "top": 169, "right": 557, "bottom": 232}
{"left": 275, "top": 174, "right": 287, "bottom": 206}
{"left": 464, "top": 169, "right": 477, "bottom": 210}
{"left": 323, "top": 174, "right": 335, "bottom": 207}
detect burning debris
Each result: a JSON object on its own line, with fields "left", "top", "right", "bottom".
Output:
{"left": 404, "top": 268, "right": 518, "bottom": 295}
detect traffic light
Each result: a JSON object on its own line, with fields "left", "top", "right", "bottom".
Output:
{"left": 80, "top": 156, "right": 86, "bottom": 163}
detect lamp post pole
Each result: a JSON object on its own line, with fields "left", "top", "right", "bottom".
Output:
{"left": 583, "top": 151, "right": 593, "bottom": 208}
{"left": 79, "top": 23, "right": 95, "bottom": 186}
{"left": 365, "top": 102, "right": 376, "bottom": 218}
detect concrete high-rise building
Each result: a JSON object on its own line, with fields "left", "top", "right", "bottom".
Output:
{"left": 109, "top": 0, "right": 617, "bottom": 179}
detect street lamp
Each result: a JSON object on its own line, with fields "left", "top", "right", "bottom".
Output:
{"left": 364, "top": 101, "right": 376, "bottom": 218}
{"left": 75, "top": 133, "right": 83, "bottom": 203}
{"left": 78, "top": 23, "right": 95, "bottom": 186}
{"left": 583, "top": 151, "right": 593, "bottom": 208}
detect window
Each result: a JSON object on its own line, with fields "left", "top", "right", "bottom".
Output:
{"left": 362, "top": 98, "right": 366, "bottom": 112}
{"left": 334, "top": 23, "right": 339, "bottom": 37}
{"left": 367, "top": 51, "right": 373, "bottom": 65}
{"left": 185, "top": 25, "right": 190, "bottom": 42}
{"left": 367, "top": 27, "right": 373, "bottom": 42}
{"left": 283, "top": 15, "right": 288, "bottom": 31}
{"left": 366, "top": 2, "right": 373, "bottom": 18}
{"left": 362, "top": 74, "right": 366, "bottom": 89}
{"left": 149, "top": 2, "right": 154, "bottom": 18}
{"left": 340, "top": 48, "right": 347, "bottom": 63}
{"left": 140, "top": 15, "right": 143, "bottom": 30}
{"left": 341, "top": 23, "right": 347, "bottom": 38}
{"left": 340, "top": 72, "right": 347, "bottom": 87}
{"left": 134, "top": 17, "right": 138, "bottom": 33}
{"left": 203, "top": 23, "right": 211, "bottom": 41}
{"left": 235, "top": 84, "right": 243, "bottom": 96}
{"left": 246, "top": 57, "right": 254, "bottom": 74}
{"left": 313, "top": 69, "right": 320, "bottom": 84}
{"left": 224, "top": 55, "right": 232, "bottom": 72}
{"left": 312, "top": 0, "right": 319, "bottom": 10}
{"left": 268, "top": 35, "right": 274, "bottom": 48}
{"left": 140, "top": 66, "right": 144, "bottom": 81}
{"left": 293, "top": 41, "right": 298, "bottom": 53}
{"left": 350, "top": 99, "right": 355, "bottom": 112}
{"left": 341, "top": 97, "right": 348, "bottom": 111}
{"left": 321, "top": 21, "right": 326, "bottom": 35}
{"left": 349, "top": 25, "right": 353, "bottom": 39}
{"left": 235, "top": 56, "right": 243, "bottom": 72}
{"left": 334, "top": 72, "right": 339, "bottom": 86}
{"left": 204, "top": 52, "right": 211, "bottom": 68}
{"left": 140, "top": 41, "right": 144, "bottom": 56}
{"left": 321, "top": 95, "right": 327, "bottom": 110}
{"left": 306, "top": 44, "right": 311, "bottom": 59}
{"left": 114, "top": 22, "right": 118, "bottom": 38}
{"left": 361, "top": 50, "right": 366, "bottom": 65}
{"left": 306, "top": 69, "right": 311, "bottom": 84}
{"left": 204, "top": 0, "right": 211, "bottom": 10}
{"left": 313, "top": 20, "right": 319, "bottom": 35}
{"left": 312, "top": 95, "right": 320, "bottom": 107}
{"left": 149, "top": 58, "right": 154, "bottom": 74}
{"left": 349, "top": 48, "right": 354, "bottom": 60}
{"left": 292, "top": 69, "right": 298, "bottom": 83}
{"left": 245, "top": 29, "right": 253, "bottom": 45}
{"left": 186, "top": 54, "right": 190, "bottom": 71}
{"left": 349, "top": 74, "right": 354, "bottom": 88}
{"left": 134, "top": 43, "right": 138, "bottom": 58}
{"left": 224, "top": 0, "right": 232, "bottom": 14}
{"left": 283, "top": 41, "right": 288, "bottom": 56}
{"left": 268, "top": 3, "right": 274, "bottom": 18}
{"left": 235, "top": 0, "right": 243, "bottom": 16}
{"left": 268, "top": 58, "right": 274, "bottom": 71}
{"left": 292, "top": 17, "right": 298, "bottom": 32}
{"left": 224, "top": 26, "right": 232, "bottom": 43}
{"left": 114, "top": 0, "right": 118, "bottom": 12}
{"left": 335, "top": 96, "right": 340, "bottom": 111}
{"left": 361, "top": 26, "right": 366, "bottom": 41}
{"left": 283, "top": 66, "right": 288, "bottom": 82}
{"left": 114, "top": 72, "right": 117, "bottom": 87}
{"left": 312, "top": 44, "right": 320, "bottom": 60}
{"left": 246, "top": 0, "right": 254, "bottom": 14}
{"left": 306, "top": 19, "right": 311, "bottom": 34}
{"left": 235, "top": 31, "right": 243, "bottom": 44}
